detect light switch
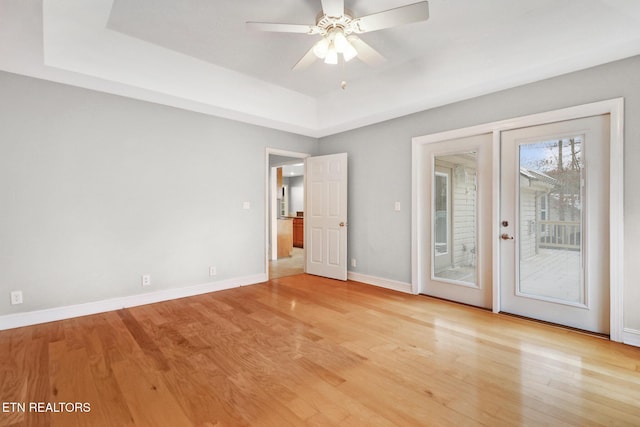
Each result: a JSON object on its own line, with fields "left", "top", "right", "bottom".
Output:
{"left": 394, "top": 202, "right": 401, "bottom": 211}
{"left": 243, "top": 201, "right": 250, "bottom": 209}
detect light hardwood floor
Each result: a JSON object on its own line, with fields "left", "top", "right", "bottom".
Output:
{"left": 1, "top": 274, "right": 640, "bottom": 426}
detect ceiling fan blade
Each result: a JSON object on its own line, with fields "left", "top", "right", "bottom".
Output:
{"left": 352, "top": 1, "right": 429, "bottom": 33}
{"left": 246, "top": 22, "right": 320, "bottom": 34}
{"left": 348, "top": 36, "right": 386, "bottom": 67}
{"left": 292, "top": 46, "right": 318, "bottom": 71}
{"left": 321, "top": 0, "right": 344, "bottom": 18}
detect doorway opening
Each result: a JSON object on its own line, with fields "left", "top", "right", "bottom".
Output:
{"left": 266, "top": 149, "right": 309, "bottom": 279}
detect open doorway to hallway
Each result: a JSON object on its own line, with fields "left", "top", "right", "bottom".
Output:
{"left": 270, "top": 247, "right": 304, "bottom": 279}
{"left": 267, "top": 150, "right": 308, "bottom": 279}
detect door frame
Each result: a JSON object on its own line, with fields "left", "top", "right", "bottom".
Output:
{"left": 412, "top": 98, "right": 624, "bottom": 342}
{"left": 265, "top": 148, "right": 310, "bottom": 276}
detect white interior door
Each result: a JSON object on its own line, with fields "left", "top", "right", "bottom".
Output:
{"left": 500, "top": 115, "right": 610, "bottom": 334}
{"left": 305, "top": 153, "right": 348, "bottom": 280}
{"left": 419, "top": 134, "right": 493, "bottom": 308}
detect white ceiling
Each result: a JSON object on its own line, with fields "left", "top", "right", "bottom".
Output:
{"left": 2, "top": 0, "right": 640, "bottom": 137}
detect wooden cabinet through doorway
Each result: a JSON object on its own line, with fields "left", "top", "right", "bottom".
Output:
{"left": 293, "top": 218, "right": 304, "bottom": 248}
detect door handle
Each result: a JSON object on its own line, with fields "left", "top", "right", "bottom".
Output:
{"left": 339, "top": 222, "right": 347, "bottom": 227}
{"left": 501, "top": 233, "right": 514, "bottom": 240}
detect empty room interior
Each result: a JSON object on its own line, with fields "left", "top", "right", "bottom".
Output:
{"left": 2, "top": 1, "right": 640, "bottom": 425}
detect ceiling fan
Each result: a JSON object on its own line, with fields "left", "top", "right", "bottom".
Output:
{"left": 247, "top": 0, "right": 430, "bottom": 71}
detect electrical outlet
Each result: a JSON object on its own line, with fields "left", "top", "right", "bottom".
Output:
{"left": 141, "top": 274, "right": 151, "bottom": 287}
{"left": 351, "top": 258, "right": 356, "bottom": 268}
{"left": 10, "top": 291, "right": 23, "bottom": 305}
{"left": 209, "top": 266, "right": 217, "bottom": 276}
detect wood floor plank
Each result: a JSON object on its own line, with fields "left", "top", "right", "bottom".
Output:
{"left": 116, "top": 309, "right": 170, "bottom": 372}
{"left": 157, "top": 352, "right": 250, "bottom": 427}
{"left": 81, "top": 328, "right": 134, "bottom": 427}
{"left": 109, "top": 357, "right": 193, "bottom": 427}
{"left": 48, "top": 341, "right": 110, "bottom": 427}
{"left": 23, "top": 337, "right": 50, "bottom": 427}
{"left": 2, "top": 274, "right": 640, "bottom": 426}
{"left": 0, "top": 328, "right": 30, "bottom": 427}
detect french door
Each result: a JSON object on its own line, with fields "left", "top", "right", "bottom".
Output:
{"left": 500, "top": 115, "right": 610, "bottom": 334}
{"left": 418, "top": 133, "right": 493, "bottom": 309}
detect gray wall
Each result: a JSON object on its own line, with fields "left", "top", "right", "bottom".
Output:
{"left": 0, "top": 71, "right": 317, "bottom": 315}
{"left": 2, "top": 55, "right": 640, "bottom": 331}
{"left": 317, "top": 55, "right": 640, "bottom": 330}
{"left": 288, "top": 175, "right": 304, "bottom": 216}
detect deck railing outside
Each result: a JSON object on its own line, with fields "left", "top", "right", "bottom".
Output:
{"left": 538, "top": 220, "right": 581, "bottom": 250}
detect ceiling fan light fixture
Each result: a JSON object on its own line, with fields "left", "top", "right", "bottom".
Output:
{"left": 324, "top": 42, "right": 338, "bottom": 64}
{"left": 313, "top": 37, "right": 330, "bottom": 58}
{"left": 333, "top": 30, "right": 348, "bottom": 53}
{"left": 342, "top": 41, "right": 358, "bottom": 62}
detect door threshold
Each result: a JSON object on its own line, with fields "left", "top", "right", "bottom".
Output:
{"left": 418, "top": 294, "right": 492, "bottom": 312}
{"left": 499, "top": 311, "right": 609, "bottom": 340}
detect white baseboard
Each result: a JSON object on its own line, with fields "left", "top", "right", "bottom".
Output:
{"left": 0, "top": 273, "right": 267, "bottom": 331}
{"left": 622, "top": 328, "right": 640, "bottom": 348}
{"left": 347, "top": 272, "right": 413, "bottom": 294}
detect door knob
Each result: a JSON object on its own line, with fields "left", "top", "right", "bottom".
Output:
{"left": 339, "top": 222, "right": 347, "bottom": 227}
{"left": 501, "top": 233, "right": 514, "bottom": 240}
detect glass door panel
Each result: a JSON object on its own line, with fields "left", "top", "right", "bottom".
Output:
{"left": 518, "top": 138, "right": 585, "bottom": 305}
{"left": 433, "top": 153, "right": 478, "bottom": 286}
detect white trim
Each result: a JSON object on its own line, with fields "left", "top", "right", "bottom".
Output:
{"left": 622, "top": 328, "right": 640, "bottom": 348}
{"left": 491, "top": 130, "right": 501, "bottom": 313}
{"left": 270, "top": 166, "right": 278, "bottom": 260}
{"left": 264, "top": 148, "right": 310, "bottom": 279}
{"left": 0, "top": 273, "right": 267, "bottom": 331}
{"left": 412, "top": 99, "right": 624, "bottom": 146}
{"left": 411, "top": 137, "right": 422, "bottom": 294}
{"left": 348, "top": 272, "right": 413, "bottom": 294}
{"left": 411, "top": 98, "right": 624, "bottom": 341}
{"left": 608, "top": 99, "right": 625, "bottom": 343}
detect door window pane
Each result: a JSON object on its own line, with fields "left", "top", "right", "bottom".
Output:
{"left": 518, "top": 137, "right": 584, "bottom": 304}
{"left": 434, "top": 172, "right": 448, "bottom": 255}
{"left": 433, "top": 153, "right": 477, "bottom": 285}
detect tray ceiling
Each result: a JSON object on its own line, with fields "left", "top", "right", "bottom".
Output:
{"left": 2, "top": 0, "right": 640, "bottom": 137}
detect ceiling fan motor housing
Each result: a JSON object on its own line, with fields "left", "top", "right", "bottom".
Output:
{"left": 315, "top": 10, "right": 355, "bottom": 35}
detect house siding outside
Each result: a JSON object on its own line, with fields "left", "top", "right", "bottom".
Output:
{"left": 452, "top": 165, "right": 477, "bottom": 268}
